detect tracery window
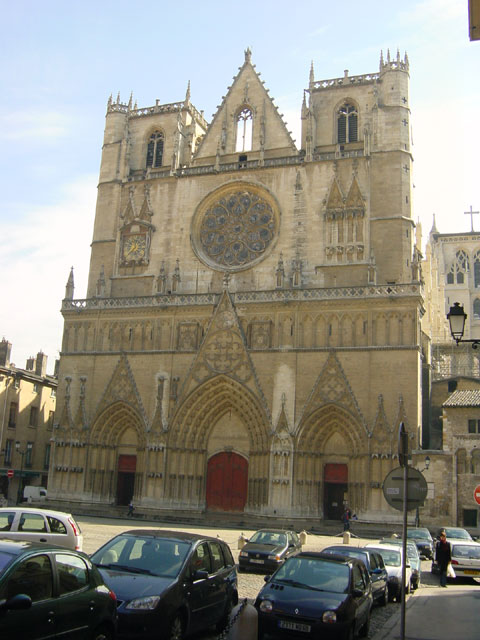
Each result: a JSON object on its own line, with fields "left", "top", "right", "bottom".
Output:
{"left": 337, "top": 102, "right": 358, "bottom": 144}
{"left": 447, "top": 250, "right": 469, "bottom": 285}
{"left": 146, "top": 131, "right": 164, "bottom": 168}
{"left": 474, "top": 299, "right": 480, "bottom": 319}
{"left": 474, "top": 250, "right": 480, "bottom": 287}
{"left": 235, "top": 107, "right": 253, "bottom": 152}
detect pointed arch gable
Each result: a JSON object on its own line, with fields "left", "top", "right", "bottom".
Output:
{"left": 296, "top": 403, "right": 366, "bottom": 455}
{"left": 169, "top": 374, "right": 271, "bottom": 451}
{"left": 90, "top": 401, "right": 146, "bottom": 449}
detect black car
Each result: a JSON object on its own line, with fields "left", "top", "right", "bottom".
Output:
{"left": 0, "top": 538, "right": 117, "bottom": 640}
{"left": 406, "top": 528, "right": 434, "bottom": 559}
{"left": 238, "top": 529, "right": 302, "bottom": 573}
{"left": 90, "top": 529, "right": 238, "bottom": 640}
{"left": 322, "top": 545, "right": 388, "bottom": 606}
{"left": 255, "top": 551, "right": 372, "bottom": 640}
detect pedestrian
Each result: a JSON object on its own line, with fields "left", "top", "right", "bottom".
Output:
{"left": 435, "top": 530, "right": 452, "bottom": 587}
{"left": 342, "top": 507, "right": 351, "bottom": 532}
{"left": 127, "top": 500, "right": 134, "bottom": 517}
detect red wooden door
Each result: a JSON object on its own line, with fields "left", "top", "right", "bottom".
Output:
{"left": 206, "top": 452, "right": 248, "bottom": 512}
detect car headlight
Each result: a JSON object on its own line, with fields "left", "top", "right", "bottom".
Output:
{"left": 239, "top": 551, "right": 248, "bottom": 557}
{"left": 125, "top": 596, "right": 161, "bottom": 610}
{"left": 267, "top": 554, "right": 282, "bottom": 561}
{"left": 259, "top": 600, "right": 273, "bottom": 613}
{"left": 322, "top": 610, "right": 337, "bottom": 624}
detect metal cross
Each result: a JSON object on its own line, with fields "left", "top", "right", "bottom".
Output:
{"left": 464, "top": 205, "right": 479, "bottom": 232}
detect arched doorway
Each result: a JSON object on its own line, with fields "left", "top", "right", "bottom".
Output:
{"left": 324, "top": 463, "right": 348, "bottom": 520}
{"left": 116, "top": 454, "right": 136, "bottom": 506}
{"left": 206, "top": 452, "right": 248, "bottom": 511}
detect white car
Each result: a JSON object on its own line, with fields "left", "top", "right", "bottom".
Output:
{"left": 366, "top": 543, "right": 411, "bottom": 602}
{"left": 0, "top": 507, "right": 83, "bottom": 550}
{"left": 450, "top": 540, "right": 480, "bottom": 580}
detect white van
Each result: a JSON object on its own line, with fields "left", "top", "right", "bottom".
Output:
{"left": 0, "top": 507, "right": 83, "bottom": 550}
{"left": 23, "top": 485, "right": 47, "bottom": 502}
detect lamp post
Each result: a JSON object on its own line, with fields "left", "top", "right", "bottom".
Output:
{"left": 447, "top": 302, "right": 480, "bottom": 348}
{"left": 15, "top": 441, "right": 32, "bottom": 505}
{"left": 415, "top": 455, "right": 431, "bottom": 527}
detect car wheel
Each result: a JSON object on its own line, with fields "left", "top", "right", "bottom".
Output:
{"left": 358, "top": 612, "right": 370, "bottom": 638}
{"left": 167, "top": 614, "right": 184, "bottom": 640}
{"left": 342, "top": 623, "right": 355, "bottom": 640}
{"left": 91, "top": 625, "right": 113, "bottom": 640}
{"left": 388, "top": 587, "right": 395, "bottom": 602}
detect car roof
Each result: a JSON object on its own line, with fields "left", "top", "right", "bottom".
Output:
{"left": 295, "top": 551, "right": 356, "bottom": 565}
{"left": 0, "top": 507, "right": 74, "bottom": 519}
{"left": 253, "top": 529, "right": 292, "bottom": 534}
{"left": 0, "top": 538, "right": 80, "bottom": 556}
{"left": 451, "top": 540, "right": 480, "bottom": 547}
{"left": 323, "top": 545, "right": 369, "bottom": 555}
{"left": 119, "top": 529, "right": 226, "bottom": 544}
{"left": 366, "top": 543, "right": 402, "bottom": 553}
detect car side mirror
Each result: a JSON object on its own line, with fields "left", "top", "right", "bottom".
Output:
{"left": 372, "top": 568, "right": 382, "bottom": 575}
{"left": 352, "top": 588, "right": 364, "bottom": 598}
{"left": 1, "top": 594, "right": 32, "bottom": 612}
{"left": 406, "top": 563, "right": 411, "bottom": 568}
{"left": 264, "top": 575, "right": 271, "bottom": 582}
{"left": 192, "top": 569, "right": 209, "bottom": 581}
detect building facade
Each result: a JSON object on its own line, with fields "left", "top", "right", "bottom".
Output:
{"left": 49, "top": 50, "right": 425, "bottom": 522}
{"left": 0, "top": 339, "right": 57, "bottom": 504}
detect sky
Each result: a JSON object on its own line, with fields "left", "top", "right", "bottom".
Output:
{"left": 1, "top": 0, "right": 478, "bottom": 373}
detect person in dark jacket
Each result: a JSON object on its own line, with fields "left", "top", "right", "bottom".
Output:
{"left": 435, "top": 530, "right": 452, "bottom": 587}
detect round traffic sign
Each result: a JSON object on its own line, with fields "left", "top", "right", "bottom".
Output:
{"left": 474, "top": 485, "right": 480, "bottom": 505}
{"left": 382, "top": 466, "right": 428, "bottom": 512}
{"left": 7, "top": 469, "right": 14, "bottom": 478}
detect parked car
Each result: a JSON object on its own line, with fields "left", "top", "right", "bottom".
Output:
{"left": 255, "top": 551, "right": 372, "bottom": 640}
{"left": 0, "top": 538, "right": 117, "bottom": 640}
{"left": 238, "top": 528, "right": 302, "bottom": 573}
{"left": 435, "top": 527, "right": 473, "bottom": 542}
{"left": 378, "top": 539, "right": 421, "bottom": 590}
{"left": 0, "top": 507, "right": 83, "bottom": 551}
{"left": 322, "top": 545, "right": 388, "bottom": 606}
{"left": 90, "top": 529, "right": 238, "bottom": 640}
{"left": 406, "top": 527, "right": 434, "bottom": 559}
{"left": 365, "top": 544, "right": 411, "bottom": 601}
{"left": 432, "top": 540, "right": 480, "bottom": 579}
{"left": 23, "top": 486, "right": 47, "bottom": 502}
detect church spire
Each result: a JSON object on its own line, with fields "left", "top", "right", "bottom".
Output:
{"left": 309, "top": 61, "right": 315, "bottom": 89}
{"left": 244, "top": 47, "right": 252, "bottom": 63}
{"left": 65, "top": 267, "right": 74, "bottom": 300}
{"left": 185, "top": 80, "right": 191, "bottom": 104}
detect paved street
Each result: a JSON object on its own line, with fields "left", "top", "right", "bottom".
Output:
{"left": 77, "top": 514, "right": 434, "bottom": 639}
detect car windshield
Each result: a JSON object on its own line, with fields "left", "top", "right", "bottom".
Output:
{"left": 250, "top": 532, "right": 287, "bottom": 546}
{"left": 91, "top": 535, "right": 191, "bottom": 577}
{"left": 407, "top": 529, "right": 430, "bottom": 540}
{"left": 452, "top": 545, "right": 480, "bottom": 560}
{"left": 0, "top": 551, "right": 15, "bottom": 575}
{"left": 273, "top": 557, "right": 349, "bottom": 594}
{"left": 372, "top": 549, "right": 401, "bottom": 567}
{"left": 444, "top": 529, "right": 472, "bottom": 540}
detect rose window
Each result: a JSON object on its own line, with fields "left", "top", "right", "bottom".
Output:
{"left": 192, "top": 185, "right": 279, "bottom": 271}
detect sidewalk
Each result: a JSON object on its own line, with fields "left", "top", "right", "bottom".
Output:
{"left": 370, "top": 583, "right": 479, "bottom": 640}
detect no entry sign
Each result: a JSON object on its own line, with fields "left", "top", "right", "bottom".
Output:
{"left": 7, "top": 469, "right": 14, "bottom": 478}
{"left": 474, "top": 485, "right": 480, "bottom": 505}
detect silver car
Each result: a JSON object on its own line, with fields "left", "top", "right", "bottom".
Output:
{"left": 0, "top": 507, "right": 83, "bottom": 551}
{"left": 449, "top": 541, "right": 480, "bottom": 580}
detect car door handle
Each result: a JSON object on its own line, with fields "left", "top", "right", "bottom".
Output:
{"left": 39, "top": 538, "right": 47, "bottom": 542}
{"left": 89, "top": 600, "right": 96, "bottom": 611}
{"left": 47, "top": 611, "right": 55, "bottom": 624}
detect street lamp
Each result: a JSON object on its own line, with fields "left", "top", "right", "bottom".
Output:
{"left": 447, "top": 302, "right": 480, "bottom": 348}
{"left": 15, "top": 441, "right": 32, "bottom": 505}
{"left": 415, "top": 455, "right": 431, "bottom": 527}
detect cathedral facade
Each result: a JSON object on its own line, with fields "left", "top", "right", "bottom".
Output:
{"left": 49, "top": 50, "right": 425, "bottom": 522}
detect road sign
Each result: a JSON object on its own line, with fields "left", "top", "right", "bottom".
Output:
{"left": 7, "top": 469, "right": 14, "bottom": 478}
{"left": 383, "top": 466, "right": 428, "bottom": 512}
{"left": 474, "top": 485, "right": 480, "bottom": 505}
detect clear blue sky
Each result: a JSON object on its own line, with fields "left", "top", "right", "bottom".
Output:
{"left": 1, "top": 0, "right": 478, "bottom": 372}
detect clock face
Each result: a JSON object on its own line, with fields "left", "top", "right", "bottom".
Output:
{"left": 122, "top": 234, "right": 147, "bottom": 262}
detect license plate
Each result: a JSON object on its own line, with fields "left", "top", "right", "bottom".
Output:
{"left": 279, "top": 620, "right": 311, "bottom": 633}
{"left": 250, "top": 559, "right": 264, "bottom": 564}
{"left": 463, "top": 569, "right": 480, "bottom": 575}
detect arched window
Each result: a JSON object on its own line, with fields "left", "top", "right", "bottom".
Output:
{"left": 474, "top": 250, "right": 480, "bottom": 287}
{"left": 455, "top": 250, "right": 469, "bottom": 284}
{"left": 146, "top": 131, "right": 164, "bottom": 168}
{"left": 337, "top": 103, "right": 358, "bottom": 144}
{"left": 474, "top": 299, "right": 480, "bottom": 319}
{"left": 235, "top": 107, "right": 253, "bottom": 152}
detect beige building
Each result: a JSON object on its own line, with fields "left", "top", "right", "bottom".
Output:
{"left": 0, "top": 339, "right": 57, "bottom": 504}
{"left": 49, "top": 50, "right": 427, "bottom": 523}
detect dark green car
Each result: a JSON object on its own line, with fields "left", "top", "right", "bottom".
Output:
{"left": 0, "top": 538, "right": 117, "bottom": 639}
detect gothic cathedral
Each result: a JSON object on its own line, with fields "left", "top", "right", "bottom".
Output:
{"left": 50, "top": 49, "right": 424, "bottom": 522}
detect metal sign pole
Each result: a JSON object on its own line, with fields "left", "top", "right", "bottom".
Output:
{"left": 398, "top": 422, "right": 408, "bottom": 640}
